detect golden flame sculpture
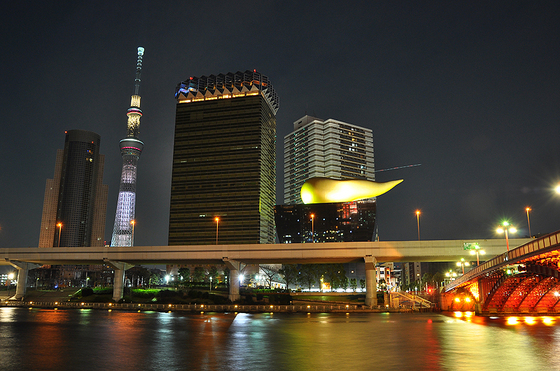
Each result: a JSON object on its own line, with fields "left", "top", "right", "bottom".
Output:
{"left": 300, "top": 177, "right": 403, "bottom": 204}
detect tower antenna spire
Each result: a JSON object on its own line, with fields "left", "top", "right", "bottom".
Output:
{"left": 110, "top": 47, "right": 146, "bottom": 248}
{"left": 134, "top": 46, "right": 144, "bottom": 96}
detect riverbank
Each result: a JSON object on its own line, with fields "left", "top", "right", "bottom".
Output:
{"left": 0, "top": 299, "right": 415, "bottom": 313}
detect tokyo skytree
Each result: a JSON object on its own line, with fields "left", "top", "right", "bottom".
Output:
{"left": 110, "top": 47, "right": 145, "bottom": 247}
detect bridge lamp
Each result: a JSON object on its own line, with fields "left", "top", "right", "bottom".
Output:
{"left": 497, "top": 221, "right": 516, "bottom": 251}
{"left": 239, "top": 274, "right": 245, "bottom": 285}
{"left": 456, "top": 258, "right": 469, "bottom": 275}
{"left": 469, "top": 247, "right": 486, "bottom": 266}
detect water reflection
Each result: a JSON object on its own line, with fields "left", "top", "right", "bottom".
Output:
{"left": 1, "top": 308, "right": 560, "bottom": 370}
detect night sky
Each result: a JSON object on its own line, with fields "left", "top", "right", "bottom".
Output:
{"left": 1, "top": 1, "right": 559, "bottom": 249}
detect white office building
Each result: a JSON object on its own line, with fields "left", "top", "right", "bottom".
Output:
{"left": 283, "top": 115, "right": 375, "bottom": 204}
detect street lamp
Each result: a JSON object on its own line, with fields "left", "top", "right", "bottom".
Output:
{"left": 310, "top": 214, "right": 315, "bottom": 243}
{"left": 456, "top": 258, "right": 470, "bottom": 275}
{"left": 56, "top": 222, "right": 62, "bottom": 247}
{"left": 496, "top": 221, "right": 517, "bottom": 251}
{"left": 215, "top": 217, "right": 220, "bottom": 245}
{"left": 130, "top": 220, "right": 136, "bottom": 246}
{"left": 415, "top": 210, "right": 421, "bottom": 240}
{"left": 469, "top": 245, "right": 486, "bottom": 266}
{"left": 525, "top": 207, "right": 532, "bottom": 237}
{"left": 445, "top": 270, "right": 458, "bottom": 283}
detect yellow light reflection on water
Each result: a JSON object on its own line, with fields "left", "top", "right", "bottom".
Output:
{"left": 524, "top": 317, "right": 536, "bottom": 325}
{"left": 506, "top": 317, "right": 519, "bottom": 325}
{"left": 541, "top": 317, "right": 555, "bottom": 326}
{"left": 453, "top": 311, "right": 463, "bottom": 318}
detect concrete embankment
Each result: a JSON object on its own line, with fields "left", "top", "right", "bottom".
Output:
{"left": 0, "top": 300, "right": 416, "bottom": 313}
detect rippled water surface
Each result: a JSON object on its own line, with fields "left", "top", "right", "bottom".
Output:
{"left": 1, "top": 308, "right": 559, "bottom": 370}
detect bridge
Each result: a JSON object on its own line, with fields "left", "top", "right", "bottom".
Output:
{"left": 2, "top": 238, "right": 531, "bottom": 307}
{"left": 443, "top": 231, "right": 560, "bottom": 315}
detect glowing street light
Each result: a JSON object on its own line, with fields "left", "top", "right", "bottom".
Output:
{"left": 525, "top": 207, "right": 532, "bottom": 237}
{"left": 310, "top": 214, "right": 315, "bottom": 243}
{"left": 469, "top": 244, "right": 486, "bottom": 266}
{"left": 456, "top": 258, "right": 470, "bottom": 275}
{"left": 415, "top": 210, "right": 421, "bottom": 240}
{"left": 215, "top": 217, "right": 220, "bottom": 245}
{"left": 445, "top": 270, "right": 458, "bottom": 283}
{"left": 56, "top": 222, "right": 63, "bottom": 247}
{"left": 556, "top": 184, "right": 560, "bottom": 194}
{"left": 130, "top": 220, "right": 136, "bottom": 246}
{"left": 497, "top": 221, "right": 517, "bottom": 251}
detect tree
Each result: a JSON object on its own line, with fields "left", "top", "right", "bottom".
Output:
{"left": 208, "top": 266, "right": 219, "bottom": 285}
{"left": 178, "top": 267, "right": 190, "bottom": 284}
{"left": 323, "top": 264, "right": 345, "bottom": 291}
{"left": 193, "top": 267, "right": 205, "bottom": 283}
{"left": 432, "top": 272, "right": 445, "bottom": 290}
{"left": 350, "top": 278, "right": 357, "bottom": 292}
{"left": 149, "top": 273, "right": 161, "bottom": 287}
{"left": 279, "top": 264, "right": 298, "bottom": 290}
{"left": 126, "top": 266, "right": 150, "bottom": 287}
{"left": 341, "top": 276, "right": 349, "bottom": 291}
{"left": 360, "top": 279, "right": 366, "bottom": 291}
{"left": 260, "top": 265, "right": 280, "bottom": 288}
{"left": 297, "top": 264, "right": 318, "bottom": 291}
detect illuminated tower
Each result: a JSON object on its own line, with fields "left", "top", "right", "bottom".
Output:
{"left": 110, "top": 46, "right": 145, "bottom": 247}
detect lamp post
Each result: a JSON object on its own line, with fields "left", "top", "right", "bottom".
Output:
{"left": 456, "top": 258, "right": 470, "bottom": 275}
{"left": 415, "top": 210, "right": 421, "bottom": 240}
{"left": 215, "top": 217, "right": 220, "bottom": 244}
{"left": 130, "top": 220, "right": 136, "bottom": 246}
{"left": 310, "top": 214, "right": 315, "bottom": 243}
{"left": 469, "top": 245, "right": 486, "bottom": 266}
{"left": 525, "top": 207, "right": 532, "bottom": 237}
{"left": 56, "top": 222, "right": 62, "bottom": 247}
{"left": 445, "top": 270, "right": 457, "bottom": 284}
{"left": 496, "top": 221, "right": 516, "bottom": 251}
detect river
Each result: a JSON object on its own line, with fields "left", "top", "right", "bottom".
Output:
{"left": 0, "top": 307, "right": 558, "bottom": 370}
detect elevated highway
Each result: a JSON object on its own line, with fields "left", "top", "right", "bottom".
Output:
{"left": 1, "top": 238, "right": 531, "bottom": 306}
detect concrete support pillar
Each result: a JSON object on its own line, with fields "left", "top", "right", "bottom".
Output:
{"left": 104, "top": 260, "right": 133, "bottom": 302}
{"left": 7, "top": 260, "right": 40, "bottom": 300}
{"left": 223, "top": 258, "right": 240, "bottom": 303}
{"left": 364, "top": 255, "right": 377, "bottom": 307}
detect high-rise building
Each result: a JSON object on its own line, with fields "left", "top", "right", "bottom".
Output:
{"left": 283, "top": 115, "right": 375, "bottom": 205}
{"left": 169, "top": 70, "right": 279, "bottom": 245}
{"left": 110, "top": 47, "right": 145, "bottom": 247}
{"left": 39, "top": 130, "right": 108, "bottom": 247}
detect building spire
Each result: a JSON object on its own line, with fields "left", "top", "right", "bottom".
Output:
{"left": 110, "top": 47, "right": 146, "bottom": 247}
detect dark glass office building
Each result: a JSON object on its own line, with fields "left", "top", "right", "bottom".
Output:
{"left": 274, "top": 201, "right": 377, "bottom": 243}
{"left": 169, "top": 70, "right": 279, "bottom": 245}
{"left": 39, "top": 130, "right": 108, "bottom": 247}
